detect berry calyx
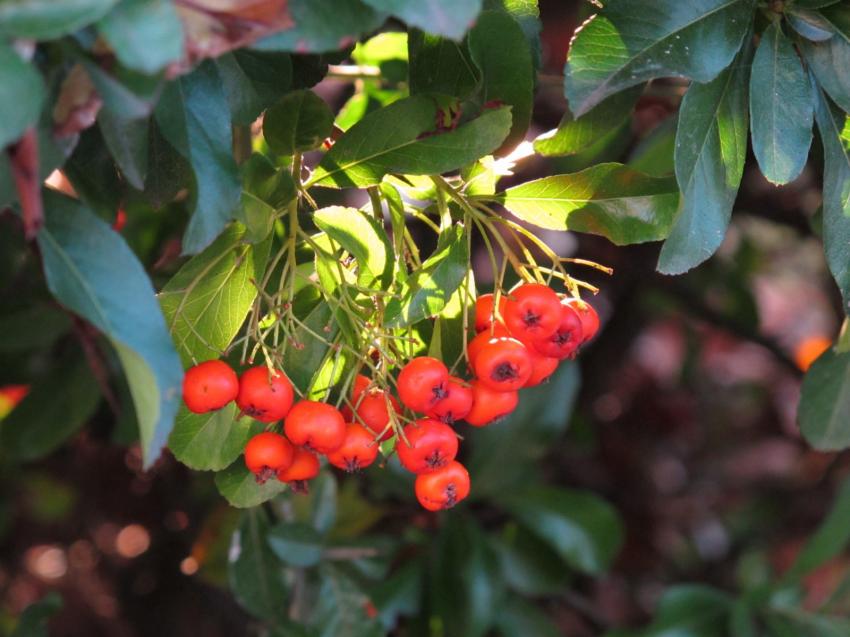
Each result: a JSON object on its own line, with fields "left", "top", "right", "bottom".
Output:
{"left": 524, "top": 350, "right": 559, "bottom": 387}
{"left": 503, "top": 283, "right": 562, "bottom": 342}
{"left": 182, "top": 360, "right": 239, "bottom": 414}
{"left": 284, "top": 400, "right": 347, "bottom": 454}
{"left": 326, "top": 423, "right": 379, "bottom": 472}
{"left": 277, "top": 447, "right": 320, "bottom": 493}
{"left": 397, "top": 357, "right": 450, "bottom": 413}
{"left": 414, "top": 461, "right": 470, "bottom": 511}
{"left": 464, "top": 381, "right": 519, "bottom": 427}
{"left": 341, "top": 374, "right": 399, "bottom": 441}
{"left": 426, "top": 376, "right": 473, "bottom": 424}
{"left": 396, "top": 418, "right": 458, "bottom": 474}
{"left": 563, "top": 298, "right": 600, "bottom": 343}
{"left": 244, "top": 432, "right": 294, "bottom": 484}
{"left": 473, "top": 337, "right": 533, "bottom": 392}
{"left": 236, "top": 366, "right": 294, "bottom": 422}
{"left": 474, "top": 293, "right": 506, "bottom": 333}
{"left": 531, "top": 302, "right": 583, "bottom": 359}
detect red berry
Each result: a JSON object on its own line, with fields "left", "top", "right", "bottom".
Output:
{"left": 277, "top": 447, "right": 320, "bottom": 493}
{"left": 183, "top": 360, "right": 239, "bottom": 414}
{"left": 473, "top": 337, "right": 533, "bottom": 392}
{"left": 466, "top": 323, "right": 510, "bottom": 368}
{"left": 563, "top": 298, "right": 600, "bottom": 343}
{"left": 525, "top": 350, "right": 559, "bottom": 387}
{"left": 474, "top": 293, "right": 506, "bottom": 333}
{"left": 326, "top": 423, "right": 379, "bottom": 472}
{"left": 531, "top": 302, "right": 583, "bottom": 359}
{"left": 397, "top": 357, "right": 449, "bottom": 413}
{"left": 284, "top": 400, "right": 346, "bottom": 454}
{"left": 464, "top": 380, "right": 519, "bottom": 427}
{"left": 236, "top": 366, "right": 294, "bottom": 422}
{"left": 503, "top": 283, "right": 561, "bottom": 342}
{"left": 414, "top": 461, "right": 470, "bottom": 511}
{"left": 396, "top": 418, "right": 458, "bottom": 474}
{"left": 341, "top": 374, "right": 398, "bottom": 441}
{"left": 426, "top": 376, "right": 473, "bottom": 424}
{"left": 244, "top": 432, "right": 294, "bottom": 484}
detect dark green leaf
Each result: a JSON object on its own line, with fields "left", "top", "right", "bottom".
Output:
{"left": 0, "top": 304, "right": 70, "bottom": 352}
{"left": 290, "top": 471, "right": 338, "bottom": 534}
{"left": 641, "top": 585, "right": 732, "bottom": 637}
{"left": 408, "top": 29, "right": 478, "bottom": 98}
{"left": 37, "top": 191, "right": 183, "bottom": 468}
{"left": 792, "top": 0, "right": 842, "bottom": 8}
{"left": 168, "top": 404, "right": 265, "bottom": 471}
{"left": 267, "top": 522, "right": 325, "bottom": 567}
{"left": 798, "top": 348, "right": 850, "bottom": 450}
{"left": 241, "top": 153, "right": 296, "bottom": 209}
{"left": 369, "top": 559, "right": 423, "bottom": 629}
{"left": 363, "top": 0, "right": 480, "bottom": 40}
{"left": 535, "top": 87, "right": 641, "bottom": 157}
{"left": 802, "top": 20, "right": 850, "bottom": 114}
{"left": 502, "top": 486, "right": 623, "bottom": 575}
{"left": 787, "top": 7, "right": 836, "bottom": 41}
{"left": 228, "top": 509, "right": 288, "bottom": 619}
{"left": 159, "top": 224, "right": 269, "bottom": 367}
{"left": 749, "top": 21, "right": 813, "bottom": 184}
{"left": 495, "top": 597, "right": 560, "bottom": 637}
{"left": 468, "top": 11, "right": 534, "bottom": 154}
{"left": 0, "top": 44, "right": 45, "bottom": 148}
{"left": 81, "top": 61, "right": 161, "bottom": 121}
{"left": 564, "top": 0, "right": 754, "bottom": 115}
{"left": 310, "top": 96, "right": 512, "bottom": 188}
{"left": 98, "top": 0, "right": 183, "bottom": 74}
{"left": 310, "top": 564, "right": 384, "bottom": 637}
{"left": 11, "top": 592, "right": 62, "bottom": 637}
{"left": 0, "top": 0, "right": 118, "bottom": 39}
{"left": 263, "top": 90, "right": 334, "bottom": 156}
{"left": 143, "top": 119, "right": 192, "bottom": 208}
{"left": 216, "top": 460, "right": 288, "bottom": 508}
{"left": 492, "top": 524, "right": 571, "bottom": 596}
{"left": 155, "top": 61, "right": 240, "bottom": 254}
{"left": 98, "top": 111, "right": 149, "bottom": 189}
{"left": 217, "top": 50, "right": 293, "bottom": 125}
{"left": 429, "top": 269, "right": 474, "bottom": 369}
{"left": 657, "top": 44, "right": 750, "bottom": 274}
{"left": 483, "top": 0, "right": 542, "bottom": 72}
{"left": 500, "top": 163, "right": 679, "bottom": 245}
{"left": 313, "top": 206, "right": 392, "bottom": 289}
{"left": 285, "top": 299, "right": 338, "bottom": 395}
{"left": 627, "top": 115, "right": 677, "bottom": 176}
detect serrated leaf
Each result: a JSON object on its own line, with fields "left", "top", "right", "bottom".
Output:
{"left": 749, "top": 21, "right": 813, "bottom": 184}
{"left": 216, "top": 50, "right": 293, "bottom": 125}
{"left": 364, "top": 0, "right": 480, "bottom": 40}
{"left": 267, "top": 522, "right": 325, "bottom": 567}
{"left": 168, "top": 403, "right": 265, "bottom": 471}
{"left": 657, "top": 44, "right": 750, "bottom": 274}
{"left": 98, "top": 0, "right": 184, "bottom": 74}
{"left": 310, "top": 96, "right": 511, "bottom": 188}
{"left": 216, "top": 461, "right": 288, "bottom": 508}
{"left": 313, "top": 206, "right": 392, "bottom": 289}
{"left": 564, "top": 0, "right": 754, "bottom": 116}
{"left": 798, "top": 347, "right": 850, "bottom": 450}
{"left": 408, "top": 29, "right": 478, "bottom": 98}
{"left": 0, "top": 0, "right": 118, "bottom": 39}
{"left": 500, "top": 163, "right": 679, "bottom": 245}
{"left": 0, "top": 44, "right": 45, "bottom": 148}
{"left": 37, "top": 191, "right": 183, "bottom": 468}
{"left": 263, "top": 90, "right": 334, "bottom": 156}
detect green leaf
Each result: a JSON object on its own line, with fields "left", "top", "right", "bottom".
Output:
{"left": 263, "top": 90, "right": 334, "bottom": 156}
{"left": 468, "top": 11, "right": 534, "bottom": 154}
{"left": 627, "top": 115, "right": 677, "bottom": 176}
{"left": 216, "top": 460, "right": 288, "bottom": 508}
{"left": 798, "top": 348, "right": 850, "bottom": 450}
{"left": 657, "top": 44, "right": 750, "bottom": 275}
{"left": 291, "top": 470, "right": 338, "bottom": 535}
{"left": 228, "top": 509, "right": 289, "bottom": 620}
{"left": 216, "top": 50, "right": 293, "bottom": 126}
{"left": 502, "top": 486, "right": 623, "bottom": 575}
{"left": 254, "top": 0, "right": 387, "bottom": 53}
{"left": 267, "top": 522, "right": 325, "bottom": 567}
{"left": 0, "top": 0, "right": 118, "bottom": 39}
{"left": 369, "top": 559, "right": 423, "bottom": 629}
{"left": 564, "top": 0, "right": 754, "bottom": 116}
{"left": 0, "top": 44, "right": 45, "bottom": 148}
{"left": 168, "top": 404, "right": 265, "bottom": 471}
{"left": 237, "top": 192, "right": 276, "bottom": 244}
{"left": 386, "top": 224, "right": 469, "bottom": 327}
{"left": 159, "top": 224, "right": 269, "bottom": 367}
{"left": 310, "top": 564, "right": 384, "bottom": 637}
{"left": 499, "top": 163, "right": 679, "bottom": 245}
{"left": 1, "top": 358, "right": 100, "bottom": 460}
{"left": 97, "top": 0, "right": 183, "bottom": 74}
{"left": 286, "top": 299, "right": 339, "bottom": 395}
{"left": 495, "top": 597, "right": 560, "bottom": 637}
{"left": 0, "top": 304, "right": 70, "bottom": 352}
{"left": 802, "top": 18, "right": 850, "bottom": 114}
{"left": 310, "top": 96, "right": 512, "bottom": 188}
{"left": 793, "top": 0, "right": 842, "bottom": 8}
{"left": 535, "top": 86, "right": 641, "bottom": 157}
{"left": 483, "top": 0, "right": 543, "bottom": 72}
{"left": 749, "top": 21, "right": 813, "bottom": 184}
{"left": 408, "top": 29, "right": 478, "bottom": 99}
{"left": 313, "top": 206, "right": 392, "bottom": 288}
{"left": 641, "top": 585, "right": 732, "bottom": 637}
{"left": 492, "top": 524, "right": 571, "bottom": 596}
{"left": 98, "top": 111, "right": 148, "bottom": 190}
{"left": 37, "top": 191, "right": 183, "bottom": 468}
{"left": 787, "top": 7, "right": 836, "bottom": 41}
{"left": 241, "top": 153, "right": 297, "bottom": 210}
{"left": 364, "top": 0, "right": 480, "bottom": 40}
{"left": 813, "top": 87, "right": 850, "bottom": 307}
{"left": 11, "top": 592, "right": 62, "bottom": 637}
{"left": 154, "top": 61, "right": 240, "bottom": 254}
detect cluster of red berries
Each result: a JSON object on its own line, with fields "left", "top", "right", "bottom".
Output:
{"left": 180, "top": 283, "right": 598, "bottom": 510}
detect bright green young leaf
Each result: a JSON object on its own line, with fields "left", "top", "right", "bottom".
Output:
{"left": 657, "top": 45, "right": 750, "bottom": 275}
{"left": 564, "top": 0, "right": 754, "bottom": 116}
{"left": 216, "top": 51, "right": 293, "bottom": 125}
{"left": 313, "top": 206, "right": 392, "bottom": 289}
{"left": 310, "top": 96, "right": 512, "bottom": 188}
{"left": 11, "top": 592, "right": 62, "bottom": 637}
{"left": 0, "top": 0, "right": 118, "bottom": 39}
{"left": 408, "top": 29, "right": 478, "bottom": 98}
{"left": 500, "top": 163, "right": 679, "bottom": 245}
{"left": 154, "top": 61, "right": 241, "bottom": 254}
{"left": 0, "top": 44, "right": 45, "bottom": 148}
{"left": 802, "top": 24, "right": 850, "bottom": 114}
{"left": 502, "top": 486, "right": 623, "bottom": 575}
{"left": 535, "top": 86, "right": 641, "bottom": 157}
{"left": 310, "top": 565, "right": 384, "bottom": 637}
{"left": 353, "top": 31, "right": 409, "bottom": 66}
{"left": 228, "top": 509, "right": 289, "bottom": 620}
{"left": 798, "top": 348, "right": 850, "bottom": 450}
{"left": 37, "top": 191, "right": 183, "bottom": 468}
{"left": 267, "top": 522, "right": 325, "bottom": 567}
{"left": 787, "top": 7, "right": 836, "bottom": 41}
{"left": 98, "top": 0, "right": 183, "bottom": 74}
{"left": 168, "top": 404, "right": 265, "bottom": 471}
{"left": 263, "top": 90, "right": 334, "bottom": 156}
{"left": 216, "top": 461, "right": 288, "bottom": 509}
{"left": 749, "top": 21, "right": 813, "bottom": 184}
{"left": 468, "top": 11, "right": 534, "bottom": 154}
{"left": 363, "top": 0, "right": 481, "bottom": 40}
{"left": 97, "top": 111, "right": 148, "bottom": 190}
{"left": 159, "top": 224, "right": 269, "bottom": 367}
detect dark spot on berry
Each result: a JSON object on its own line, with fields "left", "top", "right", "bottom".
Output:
{"left": 431, "top": 383, "right": 448, "bottom": 402}
{"left": 491, "top": 362, "right": 519, "bottom": 382}
{"left": 439, "top": 412, "right": 455, "bottom": 424}
{"left": 344, "top": 457, "right": 362, "bottom": 473}
{"left": 522, "top": 308, "right": 541, "bottom": 327}
{"left": 444, "top": 483, "right": 458, "bottom": 508}
{"left": 254, "top": 467, "right": 275, "bottom": 485}
{"left": 289, "top": 480, "right": 310, "bottom": 494}
{"left": 244, "top": 405, "right": 266, "bottom": 418}
{"left": 425, "top": 450, "right": 446, "bottom": 469}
